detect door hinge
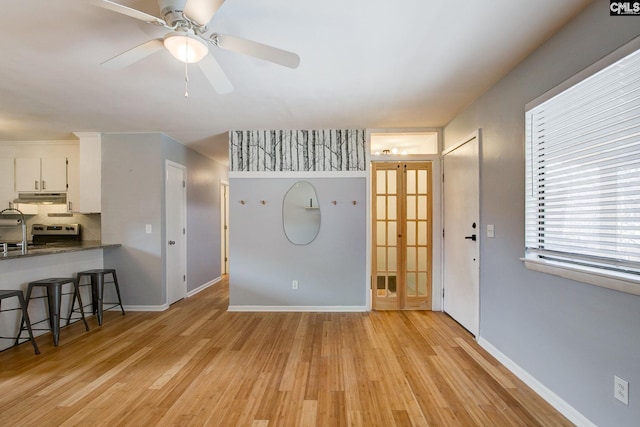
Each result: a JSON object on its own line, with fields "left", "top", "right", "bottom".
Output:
{"left": 183, "top": 228, "right": 186, "bottom": 235}
{"left": 442, "top": 173, "right": 444, "bottom": 183}
{"left": 183, "top": 180, "right": 186, "bottom": 188}
{"left": 183, "top": 275, "right": 186, "bottom": 282}
{"left": 443, "top": 229, "right": 445, "bottom": 238}
{"left": 442, "top": 289, "right": 445, "bottom": 298}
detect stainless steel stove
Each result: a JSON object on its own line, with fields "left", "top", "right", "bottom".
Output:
{"left": 31, "top": 223, "right": 81, "bottom": 245}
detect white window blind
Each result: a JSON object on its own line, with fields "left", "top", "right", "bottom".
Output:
{"left": 525, "top": 46, "right": 640, "bottom": 277}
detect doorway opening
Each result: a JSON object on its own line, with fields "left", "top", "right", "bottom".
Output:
{"left": 220, "top": 181, "right": 229, "bottom": 275}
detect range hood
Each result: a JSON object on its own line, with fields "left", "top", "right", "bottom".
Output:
{"left": 14, "top": 192, "right": 67, "bottom": 204}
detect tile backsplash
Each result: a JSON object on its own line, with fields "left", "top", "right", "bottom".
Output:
{"left": 0, "top": 204, "right": 101, "bottom": 242}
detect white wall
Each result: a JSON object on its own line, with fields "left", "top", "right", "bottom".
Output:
{"left": 444, "top": 1, "right": 640, "bottom": 425}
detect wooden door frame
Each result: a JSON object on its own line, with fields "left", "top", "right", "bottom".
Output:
{"left": 220, "top": 180, "right": 229, "bottom": 275}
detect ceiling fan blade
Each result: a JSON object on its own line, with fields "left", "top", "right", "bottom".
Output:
{"left": 213, "top": 33, "right": 300, "bottom": 69}
{"left": 93, "top": 0, "right": 166, "bottom": 26}
{"left": 101, "top": 39, "right": 165, "bottom": 69}
{"left": 184, "top": 0, "right": 225, "bottom": 27}
{"left": 197, "top": 54, "right": 233, "bottom": 94}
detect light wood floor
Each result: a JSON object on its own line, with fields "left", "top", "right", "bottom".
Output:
{"left": 0, "top": 277, "right": 572, "bottom": 426}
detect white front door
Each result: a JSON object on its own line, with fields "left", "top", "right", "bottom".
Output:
{"left": 166, "top": 161, "right": 187, "bottom": 305}
{"left": 442, "top": 132, "right": 480, "bottom": 336}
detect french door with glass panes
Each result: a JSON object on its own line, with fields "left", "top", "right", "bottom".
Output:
{"left": 372, "top": 162, "right": 432, "bottom": 310}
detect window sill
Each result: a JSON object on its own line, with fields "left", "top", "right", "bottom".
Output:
{"left": 522, "top": 257, "right": 640, "bottom": 296}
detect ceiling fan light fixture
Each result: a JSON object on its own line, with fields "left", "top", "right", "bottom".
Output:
{"left": 164, "top": 31, "right": 208, "bottom": 63}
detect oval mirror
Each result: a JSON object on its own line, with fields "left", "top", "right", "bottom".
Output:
{"left": 283, "top": 181, "right": 321, "bottom": 245}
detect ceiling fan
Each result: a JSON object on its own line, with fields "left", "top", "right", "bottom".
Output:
{"left": 94, "top": 0, "right": 301, "bottom": 94}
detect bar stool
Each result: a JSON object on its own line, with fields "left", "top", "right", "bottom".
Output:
{"left": 71, "top": 269, "right": 125, "bottom": 326}
{"left": 21, "top": 278, "right": 89, "bottom": 346}
{"left": 0, "top": 290, "right": 39, "bottom": 354}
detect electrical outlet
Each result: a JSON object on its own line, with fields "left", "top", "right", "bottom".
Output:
{"left": 292, "top": 280, "right": 298, "bottom": 290}
{"left": 614, "top": 376, "right": 629, "bottom": 405}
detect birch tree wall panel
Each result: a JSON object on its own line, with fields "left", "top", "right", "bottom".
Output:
{"left": 229, "top": 130, "right": 366, "bottom": 172}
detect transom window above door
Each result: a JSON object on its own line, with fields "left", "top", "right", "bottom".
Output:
{"left": 370, "top": 131, "right": 439, "bottom": 156}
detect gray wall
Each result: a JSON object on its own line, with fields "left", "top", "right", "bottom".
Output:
{"left": 102, "top": 133, "right": 225, "bottom": 307}
{"left": 229, "top": 177, "right": 366, "bottom": 308}
{"left": 102, "top": 133, "right": 164, "bottom": 306}
{"left": 444, "top": 1, "right": 640, "bottom": 425}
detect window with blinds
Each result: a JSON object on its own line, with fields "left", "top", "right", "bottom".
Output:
{"left": 525, "top": 43, "right": 640, "bottom": 280}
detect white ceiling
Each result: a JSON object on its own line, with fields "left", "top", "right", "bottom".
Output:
{"left": 0, "top": 0, "right": 591, "bottom": 164}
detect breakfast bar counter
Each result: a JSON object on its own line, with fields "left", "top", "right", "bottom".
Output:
{"left": 0, "top": 242, "right": 121, "bottom": 351}
{"left": 1, "top": 241, "right": 120, "bottom": 261}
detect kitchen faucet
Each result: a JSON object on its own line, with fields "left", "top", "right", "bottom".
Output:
{"left": 0, "top": 207, "right": 28, "bottom": 255}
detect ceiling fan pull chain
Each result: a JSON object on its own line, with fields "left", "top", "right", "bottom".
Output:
{"left": 184, "top": 35, "right": 189, "bottom": 98}
{"left": 184, "top": 61, "right": 189, "bottom": 98}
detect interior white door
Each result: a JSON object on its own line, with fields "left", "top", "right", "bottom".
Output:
{"left": 166, "top": 161, "right": 187, "bottom": 305}
{"left": 442, "top": 133, "right": 480, "bottom": 336}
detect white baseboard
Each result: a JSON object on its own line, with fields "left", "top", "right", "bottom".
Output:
{"left": 120, "top": 277, "right": 222, "bottom": 312}
{"left": 122, "top": 304, "right": 169, "bottom": 312}
{"left": 227, "top": 305, "right": 368, "bottom": 312}
{"left": 478, "top": 337, "right": 596, "bottom": 427}
{"left": 187, "top": 276, "right": 222, "bottom": 297}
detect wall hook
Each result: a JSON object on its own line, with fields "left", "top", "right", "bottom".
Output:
{"left": 352, "top": 200, "right": 357, "bottom": 205}
{"left": 240, "top": 200, "right": 245, "bottom": 205}
{"left": 332, "top": 200, "right": 337, "bottom": 205}
{"left": 260, "top": 200, "right": 266, "bottom": 205}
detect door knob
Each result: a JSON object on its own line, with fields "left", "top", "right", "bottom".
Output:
{"left": 465, "top": 234, "right": 477, "bottom": 241}
{"left": 168, "top": 240, "right": 176, "bottom": 245}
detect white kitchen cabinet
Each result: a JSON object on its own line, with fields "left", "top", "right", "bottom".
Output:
{"left": 15, "top": 157, "right": 68, "bottom": 192}
{"left": 14, "top": 158, "right": 39, "bottom": 192}
{"left": 0, "top": 160, "right": 37, "bottom": 213}
{"left": 0, "top": 158, "right": 14, "bottom": 209}
{"left": 41, "top": 158, "right": 68, "bottom": 191}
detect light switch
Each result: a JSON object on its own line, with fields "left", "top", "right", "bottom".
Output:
{"left": 145, "top": 224, "right": 152, "bottom": 234}
{"left": 487, "top": 224, "right": 495, "bottom": 238}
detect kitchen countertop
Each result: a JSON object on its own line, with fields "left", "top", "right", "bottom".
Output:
{"left": 0, "top": 241, "right": 121, "bottom": 261}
